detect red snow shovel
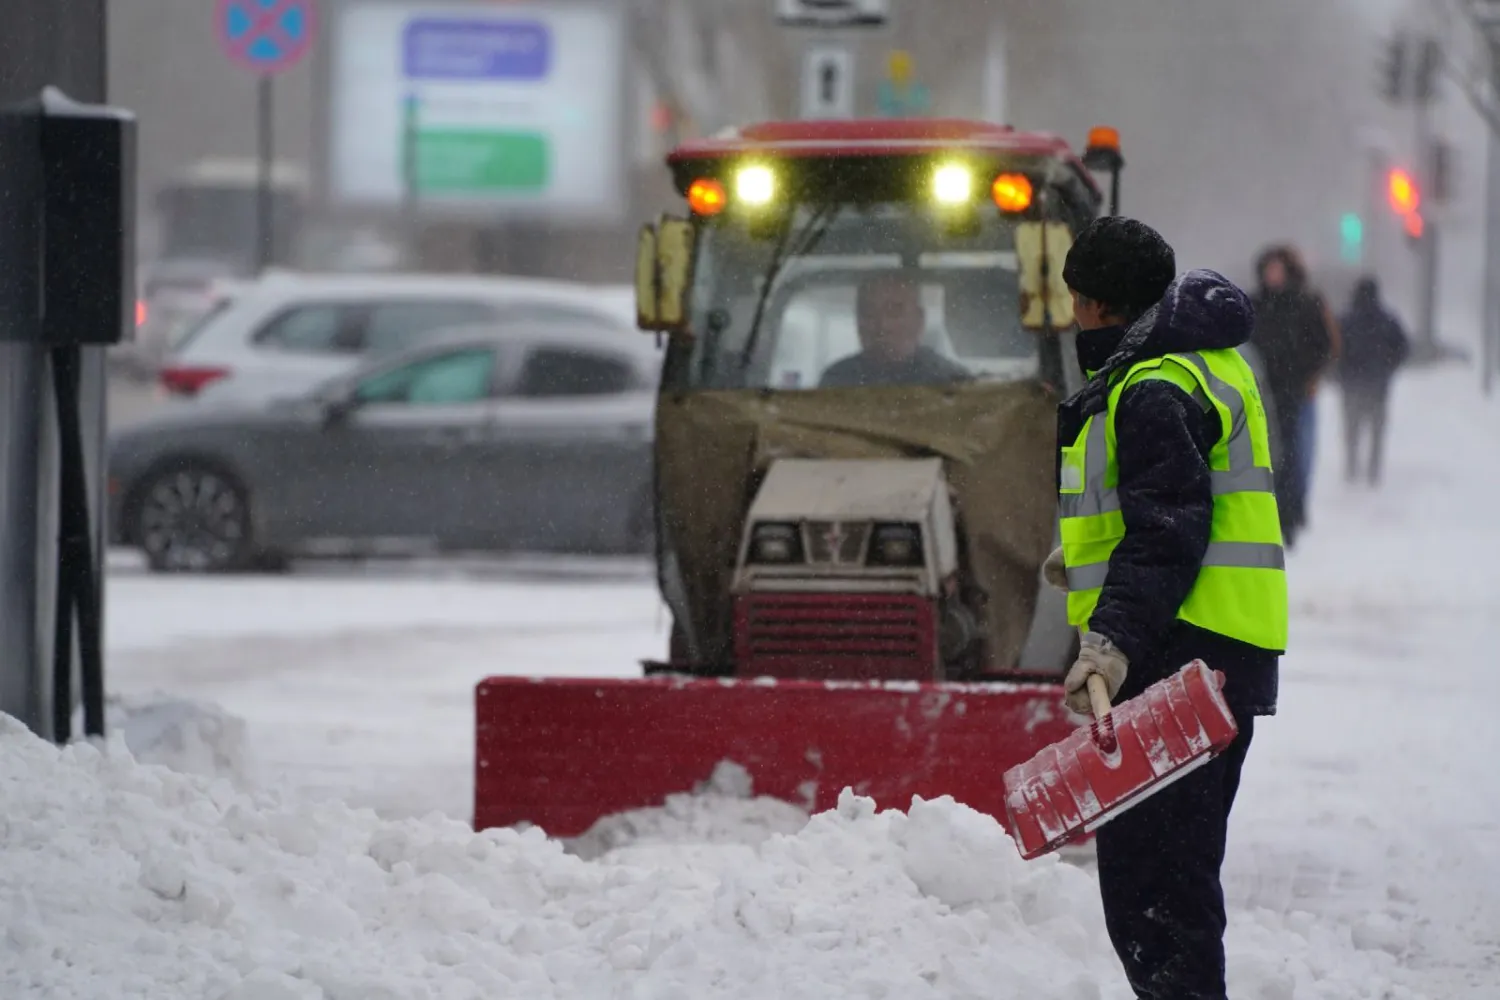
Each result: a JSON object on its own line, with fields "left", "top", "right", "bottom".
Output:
{"left": 1002, "top": 660, "right": 1239, "bottom": 860}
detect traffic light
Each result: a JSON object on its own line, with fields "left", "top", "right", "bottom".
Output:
{"left": 1378, "top": 34, "right": 1441, "bottom": 106}
{"left": 1379, "top": 34, "right": 1408, "bottom": 103}
{"left": 1414, "top": 38, "right": 1442, "bottom": 104}
{"left": 1404, "top": 210, "right": 1425, "bottom": 242}
{"left": 1340, "top": 212, "right": 1364, "bottom": 265}
{"left": 1387, "top": 168, "right": 1425, "bottom": 246}
{"left": 1388, "top": 168, "right": 1420, "bottom": 215}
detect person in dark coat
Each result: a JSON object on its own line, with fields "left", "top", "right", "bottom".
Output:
{"left": 1248, "top": 246, "right": 1337, "bottom": 548}
{"left": 1046, "top": 218, "right": 1284, "bottom": 1000}
{"left": 1337, "top": 276, "right": 1410, "bottom": 485}
{"left": 819, "top": 273, "right": 971, "bottom": 388}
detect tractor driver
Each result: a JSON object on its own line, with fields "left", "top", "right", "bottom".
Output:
{"left": 819, "top": 272, "right": 971, "bottom": 388}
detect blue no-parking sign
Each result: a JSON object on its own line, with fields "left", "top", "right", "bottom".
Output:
{"left": 216, "top": 0, "right": 317, "bottom": 75}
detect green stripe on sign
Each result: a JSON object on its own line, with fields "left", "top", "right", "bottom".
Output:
{"left": 415, "top": 131, "right": 550, "bottom": 193}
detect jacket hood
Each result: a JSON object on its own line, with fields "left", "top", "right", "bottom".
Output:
{"left": 1349, "top": 276, "right": 1381, "bottom": 313}
{"left": 1061, "top": 269, "right": 1255, "bottom": 432}
{"left": 1092, "top": 269, "right": 1255, "bottom": 377}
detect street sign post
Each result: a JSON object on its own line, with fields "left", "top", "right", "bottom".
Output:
{"left": 216, "top": 0, "right": 315, "bottom": 73}
{"left": 801, "top": 46, "right": 855, "bottom": 119}
{"left": 215, "top": 0, "right": 317, "bottom": 273}
{"left": 776, "top": 0, "right": 889, "bottom": 28}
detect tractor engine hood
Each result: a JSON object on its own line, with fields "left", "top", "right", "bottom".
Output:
{"left": 734, "top": 457, "right": 961, "bottom": 597}
{"left": 747, "top": 456, "right": 948, "bottom": 524}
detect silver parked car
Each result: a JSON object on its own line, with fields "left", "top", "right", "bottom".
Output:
{"left": 109, "top": 323, "right": 662, "bottom": 572}
{"left": 158, "top": 269, "right": 636, "bottom": 399}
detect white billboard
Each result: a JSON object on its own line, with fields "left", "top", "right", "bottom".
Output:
{"left": 329, "top": 1, "right": 626, "bottom": 221}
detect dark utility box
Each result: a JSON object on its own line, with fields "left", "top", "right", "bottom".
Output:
{"left": 0, "top": 86, "right": 136, "bottom": 347}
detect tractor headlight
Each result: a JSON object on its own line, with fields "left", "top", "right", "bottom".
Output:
{"left": 749, "top": 522, "right": 803, "bottom": 564}
{"left": 736, "top": 165, "right": 776, "bottom": 207}
{"left": 868, "top": 522, "right": 924, "bottom": 567}
{"left": 932, "top": 163, "right": 974, "bottom": 205}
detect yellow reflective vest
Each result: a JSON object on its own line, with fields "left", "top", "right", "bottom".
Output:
{"left": 1059, "top": 348, "right": 1289, "bottom": 652}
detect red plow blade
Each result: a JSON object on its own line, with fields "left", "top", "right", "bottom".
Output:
{"left": 475, "top": 676, "right": 1075, "bottom": 837}
{"left": 1001, "top": 660, "right": 1240, "bottom": 860}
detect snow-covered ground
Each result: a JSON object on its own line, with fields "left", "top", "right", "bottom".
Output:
{"left": 103, "top": 556, "right": 664, "bottom": 818}
{"left": 2, "top": 367, "right": 1495, "bottom": 998}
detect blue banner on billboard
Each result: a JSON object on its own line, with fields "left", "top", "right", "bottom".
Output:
{"left": 402, "top": 19, "right": 551, "bottom": 80}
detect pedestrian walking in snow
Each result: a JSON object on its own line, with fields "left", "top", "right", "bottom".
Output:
{"left": 1248, "top": 245, "right": 1337, "bottom": 549}
{"left": 1045, "top": 218, "right": 1288, "bottom": 1000}
{"left": 1336, "top": 276, "right": 1410, "bottom": 486}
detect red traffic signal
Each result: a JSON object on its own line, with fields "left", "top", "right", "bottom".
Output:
{"left": 1404, "top": 210, "right": 1425, "bottom": 240}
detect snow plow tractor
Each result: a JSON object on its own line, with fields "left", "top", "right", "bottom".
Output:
{"left": 475, "top": 119, "right": 1126, "bottom": 837}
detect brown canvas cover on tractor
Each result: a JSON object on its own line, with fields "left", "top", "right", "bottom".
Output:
{"left": 656, "top": 380, "right": 1060, "bottom": 672}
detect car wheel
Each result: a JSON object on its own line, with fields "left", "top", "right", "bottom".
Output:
{"left": 132, "top": 463, "right": 255, "bottom": 574}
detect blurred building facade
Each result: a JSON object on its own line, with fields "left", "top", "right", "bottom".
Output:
{"left": 109, "top": 0, "right": 1485, "bottom": 344}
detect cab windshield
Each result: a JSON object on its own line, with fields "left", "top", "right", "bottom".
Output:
{"left": 680, "top": 201, "right": 1040, "bottom": 392}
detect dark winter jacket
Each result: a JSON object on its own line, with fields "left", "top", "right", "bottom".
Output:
{"left": 1338, "top": 288, "right": 1410, "bottom": 389}
{"left": 1249, "top": 284, "right": 1335, "bottom": 417}
{"left": 1058, "top": 269, "right": 1279, "bottom": 717}
{"left": 819, "top": 346, "right": 971, "bottom": 389}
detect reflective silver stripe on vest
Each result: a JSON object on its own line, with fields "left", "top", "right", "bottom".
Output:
{"left": 1059, "top": 350, "right": 1274, "bottom": 521}
{"left": 1065, "top": 541, "right": 1285, "bottom": 592}
{"left": 1200, "top": 540, "right": 1285, "bottom": 570}
{"left": 1059, "top": 413, "right": 1112, "bottom": 517}
{"left": 1177, "top": 353, "right": 1256, "bottom": 475}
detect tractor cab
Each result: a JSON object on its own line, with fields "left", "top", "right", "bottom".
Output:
{"left": 635, "top": 120, "right": 1120, "bottom": 683}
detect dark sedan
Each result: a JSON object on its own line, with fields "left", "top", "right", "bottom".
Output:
{"left": 108, "top": 324, "right": 662, "bottom": 572}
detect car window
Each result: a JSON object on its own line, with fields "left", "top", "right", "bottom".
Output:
{"left": 168, "top": 297, "right": 236, "bottom": 351}
{"left": 363, "top": 300, "right": 498, "bottom": 354}
{"left": 255, "top": 305, "right": 355, "bottom": 353}
{"left": 354, "top": 349, "right": 497, "bottom": 405}
{"left": 514, "top": 347, "right": 638, "bottom": 398}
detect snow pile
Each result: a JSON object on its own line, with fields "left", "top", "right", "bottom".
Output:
{"left": 566, "top": 762, "right": 809, "bottom": 861}
{"left": 106, "top": 693, "right": 254, "bottom": 787}
{"left": 0, "top": 716, "right": 1426, "bottom": 1000}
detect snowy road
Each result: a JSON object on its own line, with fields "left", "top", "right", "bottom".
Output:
{"left": 4, "top": 367, "right": 1494, "bottom": 998}
{"left": 105, "top": 555, "right": 666, "bottom": 819}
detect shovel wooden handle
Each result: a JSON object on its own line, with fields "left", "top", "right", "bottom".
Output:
{"left": 1086, "top": 673, "right": 1120, "bottom": 754}
{"left": 1086, "top": 673, "right": 1114, "bottom": 722}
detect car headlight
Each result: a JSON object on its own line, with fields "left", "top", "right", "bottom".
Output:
{"left": 749, "top": 522, "right": 803, "bottom": 564}
{"left": 868, "top": 522, "right": 924, "bottom": 567}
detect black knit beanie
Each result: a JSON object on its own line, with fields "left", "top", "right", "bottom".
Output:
{"left": 1062, "top": 217, "right": 1177, "bottom": 318}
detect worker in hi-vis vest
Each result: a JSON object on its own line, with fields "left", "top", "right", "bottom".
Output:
{"left": 1043, "top": 217, "right": 1288, "bottom": 1000}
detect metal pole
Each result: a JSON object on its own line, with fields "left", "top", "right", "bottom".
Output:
{"left": 402, "top": 93, "right": 421, "bottom": 264}
{"left": 1419, "top": 220, "right": 1441, "bottom": 354}
{"left": 1414, "top": 89, "right": 1439, "bottom": 354}
{"left": 1485, "top": 36, "right": 1500, "bottom": 394}
{"left": 1373, "top": 148, "right": 1389, "bottom": 283}
{"left": 0, "top": 0, "right": 111, "bottom": 742}
{"left": 257, "top": 74, "right": 274, "bottom": 273}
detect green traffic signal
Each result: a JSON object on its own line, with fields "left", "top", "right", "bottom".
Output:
{"left": 1340, "top": 212, "right": 1364, "bottom": 264}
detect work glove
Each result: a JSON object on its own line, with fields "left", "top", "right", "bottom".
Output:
{"left": 1043, "top": 546, "right": 1068, "bottom": 593}
{"left": 1063, "top": 632, "right": 1129, "bottom": 716}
